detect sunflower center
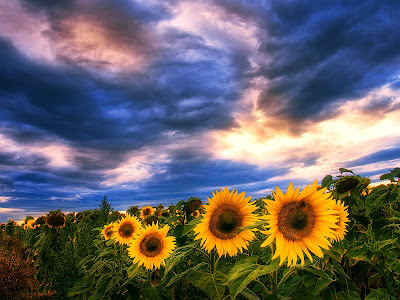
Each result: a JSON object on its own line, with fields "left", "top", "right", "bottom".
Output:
{"left": 119, "top": 222, "right": 134, "bottom": 238}
{"left": 209, "top": 204, "right": 243, "bottom": 239}
{"left": 140, "top": 234, "right": 163, "bottom": 257}
{"left": 278, "top": 200, "right": 315, "bottom": 241}
{"left": 105, "top": 226, "right": 113, "bottom": 237}
{"left": 144, "top": 209, "right": 151, "bottom": 216}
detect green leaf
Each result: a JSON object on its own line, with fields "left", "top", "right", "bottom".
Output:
{"left": 339, "top": 168, "right": 354, "bottom": 174}
{"left": 240, "top": 287, "right": 260, "bottom": 300}
{"left": 227, "top": 256, "right": 280, "bottom": 300}
{"left": 187, "top": 270, "right": 227, "bottom": 300}
{"left": 365, "top": 288, "right": 394, "bottom": 300}
{"left": 365, "top": 186, "right": 392, "bottom": 215}
{"left": 181, "top": 217, "right": 202, "bottom": 236}
{"left": 280, "top": 274, "right": 301, "bottom": 297}
{"left": 321, "top": 175, "right": 333, "bottom": 188}
{"left": 375, "top": 238, "right": 398, "bottom": 251}
{"left": 300, "top": 266, "right": 333, "bottom": 295}
{"left": 165, "top": 262, "right": 207, "bottom": 287}
{"left": 91, "top": 274, "right": 112, "bottom": 300}
{"left": 163, "top": 244, "right": 195, "bottom": 276}
{"left": 141, "top": 281, "right": 160, "bottom": 300}
{"left": 324, "top": 249, "right": 342, "bottom": 263}
{"left": 97, "top": 249, "right": 114, "bottom": 259}
{"left": 127, "top": 264, "right": 142, "bottom": 278}
{"left": 237, "top": 221, "right": 266, "bottom": 233}
{"left": 380, "top": 167, "right": 400, "bottom": 181}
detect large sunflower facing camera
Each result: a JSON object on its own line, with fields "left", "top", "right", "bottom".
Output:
{"left": 261, "top": 181, "right": 339, "bottom": 266}
{"left": 113, "top": 214, "right": 141, "bottom": 245}
{"left": 128, "top": 223, "right": 175, "bottom": 269}
{"left": 193, "top": 187, "right": 259, "bottom": 257}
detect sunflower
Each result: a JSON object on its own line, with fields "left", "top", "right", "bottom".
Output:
{"left": 191, "top": 210, "right": 200, "bottom": 218}
{"left": 330, "top": 200, "right": 349, "bottom": 242}
{"left": 140, "top": 206, "right": 155, "bottom": 220}
{"left": 113, "top": 214, "right": 141, "bottom": 244}
{"left": 261, "top": 181, "right": 339, "bottom": 266}
{"left": 101, "top": 222, "right": 116, "bottom": 240}
{"left": 26, "top": 219, "right": 35, "bottom": 229}
{"left": 128, "top": 223, "right": 175, "bottom": 269}
{"left": 46, "top": 212, "right": 66, "bottom": 229}
{"left": 193, "top": 187, "right": 259, "bottom": 257}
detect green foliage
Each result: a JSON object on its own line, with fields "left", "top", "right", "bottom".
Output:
{"left": 4, "top": 167, "right": 400, "bottom": 299}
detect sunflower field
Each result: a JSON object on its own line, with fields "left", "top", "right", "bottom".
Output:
{"left": 1, "top": 168, "right": 400, "bottom": 299}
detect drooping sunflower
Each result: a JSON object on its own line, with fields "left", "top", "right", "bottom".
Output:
{"left": 113, "top": 214, "right": 141, "bottom": 244}
{"left": 140, "top": 206, "right": 155, "bottom": 220}
{"left": 193, "top": 187, "right": 259, "bottom": 257}
{"left": 46, "top": 212, "right": 66, "bottom": 229}
{"left": 261, "top": 181, "right": 339, "bottom": 266}
{"left": 128, "top": 223, "right": 176, "bottom": 269}
{"left": 330, "top": 200, "right": 349, "bottom": 242}
{"left": 101, "top": 222, "right": 117, "bottom": 240}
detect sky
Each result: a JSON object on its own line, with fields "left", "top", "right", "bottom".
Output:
{"left": 1, "top": 0, "right": 400, "bottom": 223}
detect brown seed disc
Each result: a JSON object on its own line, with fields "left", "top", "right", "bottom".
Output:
{"left": 105, "top": 226, "right": 114, "bottom": 237}
{"left": 119, "top": 222, "right": 134, "bottom": 238}
{"left": 277, "top": 200, "right": 315, "bottom": 241}
{"left": 46, "top": 213, "right": 65, "bottom": 228}
{"left": 209, "top": 204, "right": 243, "bottom": 240}
{"left": 140, "top": 233, "right": 163, "bottom": 257}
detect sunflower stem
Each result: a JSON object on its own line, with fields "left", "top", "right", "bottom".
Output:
{"left": 119, "top": 244, "right": 123, "bottom": 275}
{"left": 192, "top": 246, "right": 212, "bottom": 266}
{"left": 255, "top": 279, "right": 270, "bottom": 295}
{"left": 277, "top": 267, "right": 296, "bottom": 290}
{"left": 268, "top": 243, "right": 278, "bottom": 295}
{"left": 269, "top": 272, "right": 278, "bottom": 295}
{"left": 214, "top": 255, "right": 221, "bottom": 270}
{"left": 210, "top": 250, "right": 215, "bottom": 274}
{"left": 147, "top": 269, "right": 151, "bottom": 283}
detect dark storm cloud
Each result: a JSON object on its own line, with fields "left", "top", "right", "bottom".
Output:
{"left": 0, "top": 151, "right": 48, "bottom": 168}
{"left": 0, "top": 33, "right": 237, "bottom": 160}
{"left": 223, "top": 0, "right": 400, "bottom": 133}
{"left": 0, "top": 0, "right": 240, "bottom": 204}
{"left": 0, "top": 177, "right": 14, "bottom": 192}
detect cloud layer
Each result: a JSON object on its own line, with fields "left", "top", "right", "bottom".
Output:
{"left": 0, "top": 0, "right": 399, "bottom": 222}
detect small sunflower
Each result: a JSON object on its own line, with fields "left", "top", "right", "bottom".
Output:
{"left": 330, "top": 200, "right": 349, "bottom": 242}
{"left": 191, "top": 210, "right": 200, "bottom": 218}
{"left": 128, "top": 223, "right": 176, "bottom": 269}
{"left": 101, "top": 222, "right": 116, "bottom": 240}
{"left": 261, "top": 181, "right": 339, "bottom": 266}
{"left": 114, "top": 214, "right": 141, "bottom": 244}
{"left": 193, "top": 187, "right": 259, "bottom": 257}
{"left": 140, "top": 206, "right": 155, "bottom": 220}
{"left": 26, "top": 219, "right": 35, "bottom": 229}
